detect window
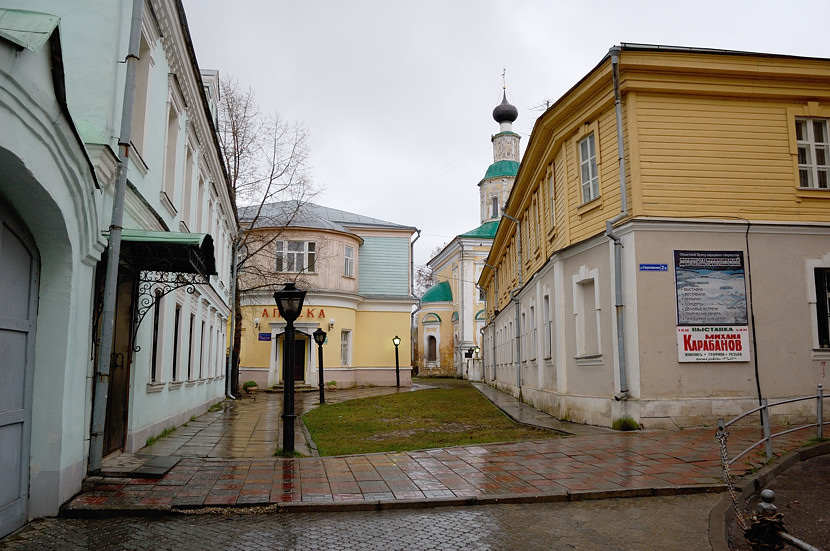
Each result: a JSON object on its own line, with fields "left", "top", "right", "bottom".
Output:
{"left": 796, "top": 119, "right": 830, "bottom": 189}
{"left": 130, "top": 32, "right": 153, "bottom": 157}
{"left": 187, "top": 313, "right": 195, "bottom": 380}
{"left": 479, "top": 287, "right": 485, "bottom": 301}
{"left": 543, "top": 295, "right": 552, "bottom": 358}
{"left": 427, "top": 336, "right": 437, "bottom": 362}
{"left": 520, "top": 312, "right": 526, "bottom": 360}
{"left": 816, "top": 268, "right": 830, "bottom": 348}
{"left": 490, "top": 196, "right": 499, "bottom": 218}
{"left": 575, "top": 276, "right": 600, "bottom": 357}
{"left": 529, "top": 305, "right": 536, "bottom": 359}
{"left": 579, "top": 134, "right": 599, "bottom": 203}
{"left": 549, "top": 170, "right": 556, "bottom": 226}
{"left": 341, "top": 330, "right": 351, "bottom": 366}
{"left": 172, "top": 303, "right": 181, "bottom": 381}
{"left": 151, "top": 292, "right": 162, "bottom": 382}
{"left": 276, "top": 241, "right": 316, "bottom": 273}
{"left": 344, "top": 246, "right": 355, "bottom": 277}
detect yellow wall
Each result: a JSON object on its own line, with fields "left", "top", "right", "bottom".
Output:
{"left": 483, "top": 50, "right": 830, "bottom": 315}
{"left": 353, "top": 311, "right": 412, "bottom": 367}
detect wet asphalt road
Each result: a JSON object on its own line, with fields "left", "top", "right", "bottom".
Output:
{"left": 0, "top": 493, "right": 720, "bottom": 550}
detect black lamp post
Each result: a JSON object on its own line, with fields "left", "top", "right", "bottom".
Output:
{"left": 313, "top": 327, "right": 326, "bottom": 404}
{"left": 274, "top": 282, "right": 306, "bottom": 454}
{"left": 392, "top": 335, "right": 401, "bottom": 388}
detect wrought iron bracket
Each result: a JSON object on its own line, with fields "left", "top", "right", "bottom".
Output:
{"left": 131, "top": 270, "right": 209, "bottom": 352}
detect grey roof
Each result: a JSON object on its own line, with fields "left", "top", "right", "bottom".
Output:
{"left": 239, "top": 201, "right": 416, "bottom": 235}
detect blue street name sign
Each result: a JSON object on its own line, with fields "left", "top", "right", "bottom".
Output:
{"left": 639, "top": 264, "right": 668, "bottom": 272}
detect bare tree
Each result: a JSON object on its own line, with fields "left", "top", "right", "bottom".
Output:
{"left": 413, "top": 246, "right": 442, "bottom": 298}
{"left": 219, "top": 75, "right": 318, "bottom": 394}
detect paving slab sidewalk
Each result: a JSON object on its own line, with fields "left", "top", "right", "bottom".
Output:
{"left": 63, "top": 382, "right": 817, "bottom": 516}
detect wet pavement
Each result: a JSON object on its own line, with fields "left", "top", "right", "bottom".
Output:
{"left": 60, "top": 382, "right": 819, "bottom": 515}
{"left": 0, "top": 494, "right": 721, "bottom": 550}
{"left": 2, "top": 379, "right": 827, "bottom": 550}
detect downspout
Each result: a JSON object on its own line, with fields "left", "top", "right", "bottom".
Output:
{"left": 224, "top": 238, "right": 239, "bottom": 400}
{"left": 410, "top": 229, "right": 421, "bottom": 365}
{"left": 500, "top": 214, "right": 523, "bottom": 396}
{"left": 89, "top": 0, "right": 144, "bottom": 474}
{"left": 459, "top": 240, "right": 464, "bottom": 376}
{"left": 605, "top": 46, "right": 630, "bottom": 401}
{"left": 483, "top": 262, "right": 498, "bottom": 383}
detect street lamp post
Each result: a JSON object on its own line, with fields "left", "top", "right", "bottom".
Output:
{"left": 392, "top": 335, "right": 401, "bottom": 388}
{"left": 274, "top": 282, "right": 306, "bottom": 454}
{"left": 313, "top": 328, "right": 326, "bottom": 404}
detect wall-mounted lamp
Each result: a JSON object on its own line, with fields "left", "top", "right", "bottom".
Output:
{"left": 329, "top": 318, "right": 335, "bottom": 331}
{"left": 253, "top": 317, "right": 260, "bottom": 330}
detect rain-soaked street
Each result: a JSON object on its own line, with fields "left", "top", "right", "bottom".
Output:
{"left": 0, "top": 493, "right": 720, "bottom": 551}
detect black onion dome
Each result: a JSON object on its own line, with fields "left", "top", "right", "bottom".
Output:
{"left": 492, "top": 91, "right": 518, "bottom": 124}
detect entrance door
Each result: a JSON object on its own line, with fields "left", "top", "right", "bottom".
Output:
{"left": 103, "top": 273, "right": 134, "bottom": 455}
{"left": 0, "top": 216, "right": 39, "bottom": 539}
{"left": 294, "top": 339, "right": 305, "bottom": 381}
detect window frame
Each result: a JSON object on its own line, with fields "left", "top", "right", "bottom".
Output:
{"left": 795, "top": 117, "right": 830, "bottom": 189}
{"left": 344, "top": 245, "right": 355, "bottom": 278}
{"left": 275, "top": 240, "right": 317, "bottom": 273}
{"left": 579, "top": 133, "right": 600, "bottom": 204}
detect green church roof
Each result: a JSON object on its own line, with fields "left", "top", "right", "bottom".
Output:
{"left": 421, "top": 280, "right": 452, "bottom": 303}
{"left": 482, "top": 159, "right": 519, "bottom": 180}
{"left": 458, "top": 220, "right": 499, "bottom": 239}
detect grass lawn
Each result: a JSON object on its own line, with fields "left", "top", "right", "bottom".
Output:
{"left": 302, "top": 381, "right": 563, "bottom": 456}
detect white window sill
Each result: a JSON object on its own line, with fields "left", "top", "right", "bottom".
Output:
{"left": 168, "top": 381, "right": 184, "bottom": 390}
{"left": 146, "top": 382, "right": 165, "bottom": 393}
{"left": 575, "top": 353, "right": 603, "bottom": 366}
{"left": 812, "top": 348, "right": 830, "bottom": 361}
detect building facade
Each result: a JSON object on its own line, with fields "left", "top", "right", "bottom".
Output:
{"left": 0, "top": 1, "right": 233, "bottom": 535}
{"left": 238, "top": 202, "right": 417, "bottom": 388}
{"left": 418, "top": 92, "right": 520, "bottom": 378}
{"left": 480, "top": 45, "right": 830, "bottom": 429}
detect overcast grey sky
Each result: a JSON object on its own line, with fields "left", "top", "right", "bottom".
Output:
{"left": 183, "top": 0, "right": 830, "bottom": 265}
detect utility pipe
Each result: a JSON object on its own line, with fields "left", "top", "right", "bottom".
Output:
{"left": 225, "top": 237, "right": 239, "bottom": 400}
{"left": 606, "top": 46, "right": 630, "bottom": 400}
{"left": 511, "top": 288, "right": 522, "bottom": 395}
{"left": 409, "top": 229, "right": 421, "bottom": 365}
{"left": 89, "top": 0, "right": 144, "bottom": 473}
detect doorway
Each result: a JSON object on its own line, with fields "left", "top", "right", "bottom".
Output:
{"left": 294, "top": 338, "right": 305, "bottom": 381}
{"left": 0, "top": 213, "right": 39, "bottom": 539}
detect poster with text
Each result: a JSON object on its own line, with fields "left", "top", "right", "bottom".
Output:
{"left": 677, "top": 326, "right": 749, "bottom": 362}
{"left": 675, "top": 251, "right": 748, "bottom": 326}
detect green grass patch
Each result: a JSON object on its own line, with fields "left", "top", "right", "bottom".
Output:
{"left": 611, "top": 416, "right": 640, "bottom": 431}
{"left": 208, "top": 401, "right": 224, "bottom": 413}
{"left": 303, "top": 385, "right": 562, "bottom": 456}
{"left": 145, "top": 426, "right": 176, "bottom": 447}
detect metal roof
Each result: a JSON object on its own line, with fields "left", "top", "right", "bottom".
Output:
{"left": 0, "top": 9, "right": 59, "bottom": 52}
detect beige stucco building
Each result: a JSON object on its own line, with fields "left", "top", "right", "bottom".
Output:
{"left": 238, "top": 202, "right": 417, "bottom": 389}
{"left": 480, "top": 45, "right": 830, "bottom": 429}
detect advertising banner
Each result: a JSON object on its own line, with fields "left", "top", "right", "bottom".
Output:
{"left": 675, "top": 251, "right": 749, "bottom": 362}
{"left": 675, "top": 251, "right": 747, "bottom": 326}
{"left": 677, "top": 326, "right": 749, "bottom": 362}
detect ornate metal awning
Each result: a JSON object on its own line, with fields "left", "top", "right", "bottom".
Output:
{"left": 106, "top": 229, "right": 217, "bottom": 351}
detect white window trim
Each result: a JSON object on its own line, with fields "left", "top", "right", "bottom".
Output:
{"left": 573, "top": 266, "right": 602, "bottom": 364}
{"left": 344, "top": 245, "right": 355, "bottom": 278}
{"left": 579, "top": 134, "right": 600, "bottom": 204}
{"left": 807, "top": 254, "right": 830, "bottom": 359}
{"left": 796, "top": 118, "right": 830, "bottom": 189}
{"left": 275, "top": 240, "right": 317, "bottom": 273}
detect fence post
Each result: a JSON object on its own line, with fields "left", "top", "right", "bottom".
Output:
{"left": 761, "top": 398, "right": 772, "bottom": 459}
{"left": 818, "top": 384, "right": 824, "bottom": 441}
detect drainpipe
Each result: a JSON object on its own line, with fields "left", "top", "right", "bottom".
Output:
{"left": 89, "top": 0, "right": 144, "bottom": 474}
{"left": 606, "top": 46, "right": 630, "bottom": 401}
{"left": 410, "top": 229, "right": 421, "bottom": 366}
{"left": 459, "top": 240, "right": 464, "bottom": 377}
{"left": 511, "top": 288, "right": 522, "bottom": 396}
{"left": 224, "top": 237, "right": 239, "bottom": 400}
{"left": 500, "top": 214, "right": 523, "bottom": 396}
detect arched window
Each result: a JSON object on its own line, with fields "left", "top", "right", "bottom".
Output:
{"left": 427, "top": 336, "right": 437, "bottom": 362}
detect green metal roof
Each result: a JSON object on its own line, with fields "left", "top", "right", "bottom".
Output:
{"left": 421, "top": 280, "right": 452, "bottom": 303}
{"left": 107, "top": 229, "right": 217, "bottom": 276}
{"left": 482, "top": 160, "right": 519, "bottom": 180}
{"left": 0, "top": 9, "right": 59, "bottom": 53}
{"left": 459, "top": 220, "right": 499, "bottom": 239}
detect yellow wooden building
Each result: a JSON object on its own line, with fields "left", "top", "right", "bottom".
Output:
{"left": 479, "top": 44, "right": 830, "bottom": 428}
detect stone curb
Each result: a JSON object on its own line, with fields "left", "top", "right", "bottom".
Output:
{"left": 59, "top": 483, "right": 725, "bottom": 519}
{"left": 708, "top": 440, "right": 830, "bottom": 551}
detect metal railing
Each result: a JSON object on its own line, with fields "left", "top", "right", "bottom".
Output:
{"left": 717, "top": 384, "right": 827, "bottom": 468}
